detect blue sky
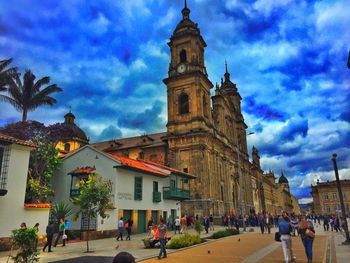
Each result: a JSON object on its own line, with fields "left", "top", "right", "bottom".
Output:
{"left": 1, "top": 0, "right": 349, "bottom": 203}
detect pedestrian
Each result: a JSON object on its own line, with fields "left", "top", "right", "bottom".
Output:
{"left": 323, "top": 216, "right": 329, "bottom": 231}
{"left": 299, "top": 217, "right": 315, "bottom": 263}
{"left": 54, "top": 218, "right": 66, "bottom": 247}
{"left": 112, "top": 251, "right": 135, "bottom": 263}
{"left": 33, "top": 223, "right": 40, "bottom": 248}
{"left": 116, "top": 217, "right": 124, "bottom": 241}
{"left": 174, "top": 216, "right": 181, "bottom": 234}
{"left": 279, "top": 213, "right": 296, "bottom": 263}
{"left": 157, "top": 218, "right": 168, "bottom": 259}
{"left": 203, "top": 215, "right": 210, "bottom": 234}
{"left": 258, "top": 213, "right": 265, "bottom": 234}
{"left": 209, "top": 214, "right": 214, "bottom": 230}
{"left": 43, "top": 221, "right": 54, "bottom": 252}
{"left": 181, "top": 215, "right": 187, "bottom": 233}
{"left": 125, "top": 218, "right": 133, "bottom": 240}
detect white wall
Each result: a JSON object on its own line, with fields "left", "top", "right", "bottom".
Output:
{"left": 52, "top": 146, "right": 181, "bottom": 232}
{"left": 52, "top": 146, "right": 119, "bottom": 231}
{"left": 0, "top": 144, "right": 49, "bottom": 237}
{"left": 115, "top": 168, "right": 178, "bottom": 215}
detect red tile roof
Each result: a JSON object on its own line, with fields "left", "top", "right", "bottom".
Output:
{"left": 0, "top": 132, "right": 36, "bottom": 148}
{"left": 140, "top": 159, "right": 196, "bottom": 179}
{"left": 108, "top": 153, "right": 168, "bottom": 177}
{"left": 69, "top": 166, "right": 96, "bottom": 175}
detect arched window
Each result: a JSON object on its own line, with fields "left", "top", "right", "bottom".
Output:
{"left": 179, "top": 93, "right": 189, "bottom": 114}
{"left": 203, "top": 95, "right": 208, "bottom": 117}
{"left": 64, "top": 143, "right": 70, "bottom": 152}
{"left": 180, "top": 49, "right": 187, "bottom": 63}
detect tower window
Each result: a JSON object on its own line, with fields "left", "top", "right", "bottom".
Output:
{"left": 203, "top": 95, "right": 208, "bottom": 117}
{"left": 179, "top": 93, "right": 189, "bottom": 114}
{"left": 180, "top": 49, "right": 187, "bottom": 63}
{"left": 64, "top": 143, "right": 70, "bottom": 152}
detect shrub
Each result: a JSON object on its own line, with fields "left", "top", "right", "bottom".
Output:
{"left": 11, "top": 227, "right": 39, "bottom": 263}
{"left": 211, "top": 228, "right": 239, "bottom": 239}
{"left": 166, "top": 234, "right": 202, "bottom": 249}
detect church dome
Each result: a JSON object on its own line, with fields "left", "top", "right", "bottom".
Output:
{"left": 59, "top": 111, "right": 89, "bottom": 143}
{"left": 279, "top": 173, "right": 289, "bottom": 184}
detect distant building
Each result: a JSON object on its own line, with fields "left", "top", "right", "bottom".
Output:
{"left": 55, "top": 111, "right": 89, "bottom": 156}
{"left": 311, "top": 179, "right": 350, "bottom": 215}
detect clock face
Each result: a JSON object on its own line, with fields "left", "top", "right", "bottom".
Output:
{"left": 177, "top": 64, "right": 186, "bottom": 74}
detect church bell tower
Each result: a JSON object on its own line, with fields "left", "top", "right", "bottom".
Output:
{"left": 163, "top": 0, "right": 213, "bottom": 136}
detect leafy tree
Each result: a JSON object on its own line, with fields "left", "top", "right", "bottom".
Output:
{"left": 26, "top": 136, "right": 61, "bottom": 203}
{"left": 0, "top": 121, "right": 68, "bottom": 203}
{"left": 71, "top": 174, "right": 113, "bottom": 252}
{"left": 11, "top": 227, "right": 39, "bottom": 263}
{"left": 0, "top": 58, "right": 18, "bottom": 91}
{"left": 0, "top": 70, "right": 62, "bottom": 123}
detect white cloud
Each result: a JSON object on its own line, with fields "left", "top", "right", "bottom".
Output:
{"left": 253, "top": 0, "right": 293, "bottom": 16}
{"left": 88, "top": 12, "right": 111, "bottom": 35}
{"left": 130, "top": 59, "right": 147, "bottom": 72}
{"left": 298, "top": 197, "right": 313, "bottom": 205}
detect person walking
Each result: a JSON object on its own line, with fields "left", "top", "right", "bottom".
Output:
{"left": 209, "top": 214, "right": 214, "bottom": 230}
{"left": 299, "top": 217, "right": 315, "bottom": 263}
{"left": 174, "top": 216, "right": 181, "bottom": 234}
{"left": 125, "top": 218, "right": 133, "bottom": 240}
{"left": 258, "top": 213, "right": 265, "bottom": 234}
{"left": 157, "top": 218, "right": 168, "bottom": 259}
{"left": 116, "top": 217, "right": 124, "bottom": 241}
{"left": 203, "top": 215, "right": 210, "bottom": 234}
{"left": 279, "top": 214, "right": 296, "bottom": 263}
{"left": 323, "top": 216, "right": 329, "bottom": 231}
{"left": 43, "top": 221, "right": 54, "bottom": 252}
{"left": 180, "top": 215, "right": 187, "bottom": 234}
{"left": 54, "top": 218, "right": 66, "bottom": 247}
{"left": 33, "top": 223, "right": 40, "bottom": 248}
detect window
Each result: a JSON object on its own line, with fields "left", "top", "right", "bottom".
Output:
{"left": 153, "top": 181, "right": 158, "bottom": 192}
{"left": 203, "top": 95, "right": 208, "bottom": 117}
{"left": 64, "top": 143, "right": 70, "bottom": 152}
{"left": 180, "top": 49, "right": 187, "bottom": 63}
{"left": 179, "top": 93, "right": 189, "bottom": 114}
{"left": 139, "top": 151, "right": 144, "bottom": 159}
{"left": 134, "top": 177, "right": 143, "bottom": 200}
{"left": 333, "top": 193, "right": 337, "bottom": 200}
{"left": 0, "top": 145, "right": 10, "bottom": 196}
{"left": 324, "top": 193, "right": 329, "bottom": 200}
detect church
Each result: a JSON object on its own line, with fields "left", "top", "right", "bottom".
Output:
{"left": 93, "top": 1, "right": 257, "bottom": 218}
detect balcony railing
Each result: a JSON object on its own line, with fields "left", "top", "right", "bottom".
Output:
{"left": 70, "top": 189, "right": 80, "bottom": 197}
{"left": 153, "top": 191, "right": 161, "bottom": 202}
{"left": 163, "top": 187, "right": 190, "bottom": 200}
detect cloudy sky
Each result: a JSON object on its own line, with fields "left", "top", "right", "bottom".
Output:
{"left": 1, "top": 0, "right": 349, "bottom": 203}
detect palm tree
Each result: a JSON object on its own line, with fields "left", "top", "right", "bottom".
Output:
{"left": 0, "top": 58, "right": 18, "bottom": 91}
{"left": 0, "top": 70, "right": 62, "bottom": 123}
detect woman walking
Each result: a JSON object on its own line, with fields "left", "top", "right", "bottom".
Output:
{"left": 125, "top": 218, "right": 133, "bottom": 240}
{"left": 299, "top": 217, "right": 315, "bottom": 263}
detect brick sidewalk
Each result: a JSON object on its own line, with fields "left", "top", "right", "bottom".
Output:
{"left": 140, "top": 232, "right": 328, "bottom": 263}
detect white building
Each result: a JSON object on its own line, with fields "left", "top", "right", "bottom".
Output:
{"left": 0, "top": 133, "right": 50, "bottom": 250}
{"left": 52, "top": 145, "right": 194, "bottom": 239}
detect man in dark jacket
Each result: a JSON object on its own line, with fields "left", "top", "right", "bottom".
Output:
{"left": 43, "top": 221, "right": 54, "bottom": 252}
{"left": 279, "top": 214, "right": 296, "bottom": 263}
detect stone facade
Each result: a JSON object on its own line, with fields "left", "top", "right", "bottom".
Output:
{"left": 311, "top": 179, "right": 350, "bottom": 215}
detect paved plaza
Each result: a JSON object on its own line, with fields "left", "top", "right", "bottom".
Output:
{"left": 0, "top": 225, "right": 349, "bottom": 263}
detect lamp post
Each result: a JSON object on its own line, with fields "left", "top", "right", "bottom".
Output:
{"left": 237, "top": 131, "right": 254, "bottom": 232}
{"left": 331, "top": 153, "right": 350, "bottom": 244}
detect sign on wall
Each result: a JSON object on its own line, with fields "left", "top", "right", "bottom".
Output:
{"left": 117, "top": 192, "right": 132, "bottom": 200}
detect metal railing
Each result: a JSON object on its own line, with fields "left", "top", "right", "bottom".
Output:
{"left": 163, "top": 187, "right": 190, "bottom": 200}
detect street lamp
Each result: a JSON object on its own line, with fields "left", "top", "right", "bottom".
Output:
{"left": 237, "top": 131, "right": 254, "bottom": 232}
{"left": 331, "top": 153, "right": 350, "bottom": 244}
